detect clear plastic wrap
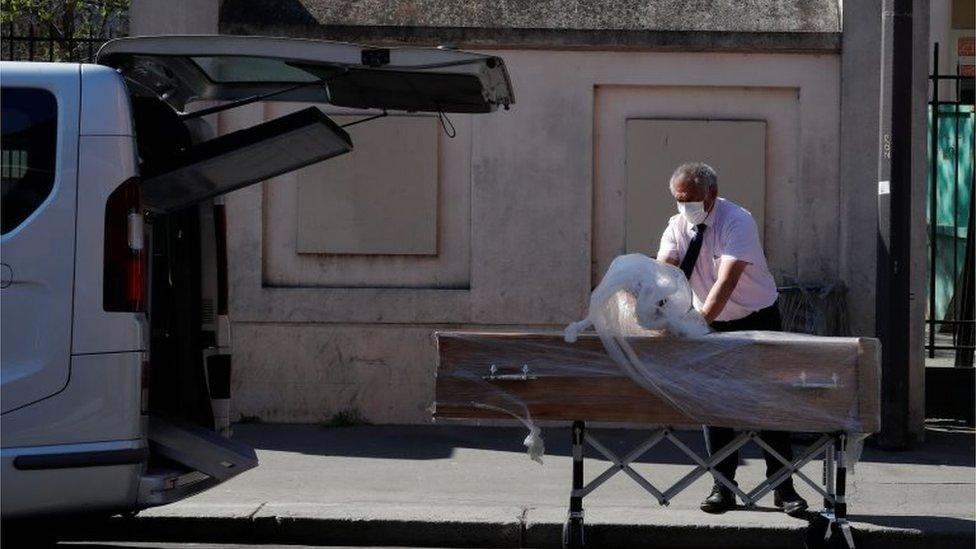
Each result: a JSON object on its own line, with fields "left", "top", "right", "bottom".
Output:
{"left": 565, "top": 254, "right": 711, "bottom": 340}
{"left": 433, "top": 254, "right": 881, "bottom": 465}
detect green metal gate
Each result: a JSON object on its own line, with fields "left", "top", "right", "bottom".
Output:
{"left": 928, "top": 44, "right": 975, "bottom": 368}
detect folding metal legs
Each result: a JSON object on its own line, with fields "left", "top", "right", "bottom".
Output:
{"left": 564, "top": 421, "right": 586, "bottom": 549}
{"left": 835, "top": 434, "right": 854, "bottom": 545}
{"left": 750, "top": 432, "right": 835, "bottom": 504}
{"left": 562, "top": 423, "right": 857, "bottom": 549}
{"left": 807, "top": 434, "right": 857, "bottom": 549}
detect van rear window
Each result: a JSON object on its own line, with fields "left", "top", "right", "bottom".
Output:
{"left": 1, "top": 87, "right": 58, "bottom": 235}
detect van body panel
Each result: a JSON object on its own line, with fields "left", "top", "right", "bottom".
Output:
{"left": 1, "top": 63, "right": 80, "bottom": 414}
{"left": 95, "top": 35, "right": 514, "bottom": 113}
{"left": 80, "top": 64, "right": 135, "bottom": 136}
{"left": 0, "top": 440, "right": 142, "bottom": 518}
{"left": 71, "top": 134, "right": 146, "bottom": 355}
{"left": 1, "top": 353, "right": 142, "bottom": 449}
{"left": 0, "top": 37, "right": 515, "bottom": 518}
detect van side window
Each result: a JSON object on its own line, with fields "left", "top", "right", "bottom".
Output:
{"left": 1, "top": 88, "right": 58, "bottom": 235}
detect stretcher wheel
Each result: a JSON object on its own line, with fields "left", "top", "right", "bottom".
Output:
{"left": 563, "top": 516, "right": 585, "bottom": 549}
{"left": 805, "top": 515, "right": 859, "bottom": 549}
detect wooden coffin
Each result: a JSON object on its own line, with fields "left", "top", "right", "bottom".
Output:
{"left": 434, "top": 331, "right": 881, "bottom": 433}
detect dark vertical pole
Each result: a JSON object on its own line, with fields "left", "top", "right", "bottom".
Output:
{"left": 834, "top": 434, "right": 848, "bottom": 521}
{"left": 952, "top": 68, "right": 961, "bottom": 348}
{"left": 568, "top": 421, "right": 586, "bottom": 549}
{"left": 876, "top": 0, "right": 914, "bottom": 448}
{"left": 930, "top": 44, "right": 939, "bottom": 358}
{"left": 956, "top": 189, "right": 975, "bottom": 367}
{"left": 822, "top": 439, "right": 835, "bottom": 512}
{"left": 965, "top": 104, "right": 976, "bottom": 368}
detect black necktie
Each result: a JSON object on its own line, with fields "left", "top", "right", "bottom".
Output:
{"left": 680, "top": 224, "right": 707, "bottom": 279}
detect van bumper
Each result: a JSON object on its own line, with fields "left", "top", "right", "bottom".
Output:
{"left": 137, "top": 466, "right": 220, "bottom": 506}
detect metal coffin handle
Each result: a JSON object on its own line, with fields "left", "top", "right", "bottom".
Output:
{"left": 793, "top": 372, "right": 840, "bottom": 389}
{"left": 483, "top": 364, "right": 538, "bottom": 381}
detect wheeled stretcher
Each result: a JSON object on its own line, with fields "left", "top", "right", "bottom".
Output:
{"left": 433, "top": 331, "right": 881, "bottom": 549}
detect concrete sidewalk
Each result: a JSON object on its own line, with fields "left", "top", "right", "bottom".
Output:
{"left": 90, "top": 422, "right": 973, "bottom": 548}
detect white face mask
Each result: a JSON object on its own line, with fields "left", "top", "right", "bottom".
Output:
{"left": 677, "top": 201, "right": 707, "bottom": 225}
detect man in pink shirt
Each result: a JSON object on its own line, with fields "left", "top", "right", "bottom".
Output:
{"left": 657, "top": 162, "right": 808, "bottom": 517}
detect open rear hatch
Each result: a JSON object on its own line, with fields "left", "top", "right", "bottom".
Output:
{"left": 96, "top": 35, "right": 514, "bottom": 115}
{"left": 97, "top": 35, "right": 515, "bottom": 213}
{"left": 140, "top": 106, "right": 351, "bottom": 213}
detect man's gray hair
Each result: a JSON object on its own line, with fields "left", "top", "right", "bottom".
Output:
{"left": 669, "top": 162, "right": 718, "bottom": 194}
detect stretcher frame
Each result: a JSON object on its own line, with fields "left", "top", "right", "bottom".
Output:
{"left": 433, "top": 331, "right": 877, "bottom": 549}
{"left": 563, "top": 421, "right": 856, "bottom": 549}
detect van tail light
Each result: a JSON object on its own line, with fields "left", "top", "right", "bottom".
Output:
{"left": 104, "top": 177, "right": 146, "bottom": 312}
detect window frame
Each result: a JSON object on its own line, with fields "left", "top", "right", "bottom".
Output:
{"left": 1, "top": 86, "right": 60, "bottom": 236}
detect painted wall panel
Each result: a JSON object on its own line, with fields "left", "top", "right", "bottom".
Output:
{"left": 296, "top": 115, "right": 439, "bottom": 256}
{"left": 624, "top": 119, "right": 766, "bottom": 258}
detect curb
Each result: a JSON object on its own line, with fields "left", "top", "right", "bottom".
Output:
{"left": 65, "top": 512, "right": 976, "bottom": 549}
{"left": 82, "top": 515, "right": 521, "bottom": 547}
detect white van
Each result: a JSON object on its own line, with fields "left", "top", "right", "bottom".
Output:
{"left": 0, "top": 35, "right": 514, "bottom": 519}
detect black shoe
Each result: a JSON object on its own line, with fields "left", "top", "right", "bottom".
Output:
{"left": 774, "top": 486, "right": 808, "bottom": 517}
{"left": 700, "top": 483, "right": 736, "bottom": 514}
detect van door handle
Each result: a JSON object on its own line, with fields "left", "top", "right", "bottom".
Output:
{"left": 1, "top": 263, "right": 13, "bottom": 288}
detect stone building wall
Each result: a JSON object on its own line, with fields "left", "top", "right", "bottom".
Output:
{"left": 127, "top": 0, "right": 928, "bottom": 440}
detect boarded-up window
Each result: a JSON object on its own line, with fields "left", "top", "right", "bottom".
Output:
{"left": 624, "top": 119, "right": 766, "bottom": 256}
{"left": 296, "top": 115, "right": 438, "bottom": 255}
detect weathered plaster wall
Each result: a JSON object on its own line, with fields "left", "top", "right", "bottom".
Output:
{"left": 221, "top": 0, "right": 842, "bottom": 33}
{"left": 909, "top": 0, "right": 931, "bottom": 444}
{"left": 123, "top": 0, "right": 928, "bottom": 436}
{"left": 121, "top": 0, "right": 929, "bottom": 441}
{"left": 839, "top": 0, "right": 929, "bottom": 443}
{"left": 222, "top": 50, "right": 843, "bottom": 423}
{"left": 129, "top": 0, "right": 219, "bottom": 35}
{"left": 930, "top": 0, "right": 954, "bottom": 85}
{"left": 839, "top": 1, "right": 881, "bottom": 339}
{"left": 220, "top": 0, "right": 842, "bottom": 52}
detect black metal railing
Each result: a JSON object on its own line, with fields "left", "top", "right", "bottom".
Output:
{"left": 1, "top": 22, "right": 122, "bottom": 63}
{"left": 928, "top": 42, "right": 976, "bottom": 367}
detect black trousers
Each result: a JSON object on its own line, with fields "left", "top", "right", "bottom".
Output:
{"left": 705, "top": 301, "right": 794, "bottom": 489}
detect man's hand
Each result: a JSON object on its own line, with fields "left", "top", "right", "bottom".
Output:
{"left": 701, "top": 258, "right": 748, "bottom": 323}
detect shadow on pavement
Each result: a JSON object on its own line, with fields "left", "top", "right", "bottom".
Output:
{"left": 849, "top": 513, "right": 976, "bottom": 534}
{"left": 239, "top": 423, "right": 715, "bottom": 463}
{"left": 237, "top": 422, "right": 975, "bottom": 467}
{"left": 56, "top": 545, "right": 149, "bottom": 549}
{"left": 858, "top": 421, "right": 975, "bottom": 467}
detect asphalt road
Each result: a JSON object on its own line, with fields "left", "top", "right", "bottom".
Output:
{"left": 59, "top": 545, "right": 461, "bottom": 549}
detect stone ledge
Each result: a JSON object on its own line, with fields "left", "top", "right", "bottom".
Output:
{"left": 219, "top": 23, "right": 842, "bottom": 52}
{"left": 220, "top": 0, "right": 842, "bottom": 34}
